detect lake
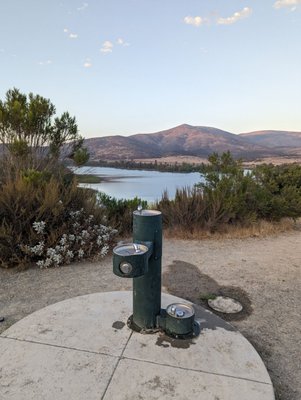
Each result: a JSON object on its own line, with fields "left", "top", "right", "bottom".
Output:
{"left": 76, "top": 166, "right": 203, "bottom": 203}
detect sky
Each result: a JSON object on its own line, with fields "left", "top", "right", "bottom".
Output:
{"left": 0, "top": 0, "right": 301, "bottom": 138}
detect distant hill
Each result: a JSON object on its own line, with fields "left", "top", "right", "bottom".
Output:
{"left": 84, "top": 124, "right": 282, "bottom": 162}
{"left": 240, "top": 130, "right": 301, "bottom": 151}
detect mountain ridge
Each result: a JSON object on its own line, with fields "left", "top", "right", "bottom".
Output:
{"left": 240, "top": 130, "right": 301, "bottom": 149}
{"left": 84, "top": 124, "right": 301, "bottom": 162}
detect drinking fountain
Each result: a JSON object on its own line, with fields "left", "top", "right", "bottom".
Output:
{"left": 113, "top": 208, "right": 199, "bottom": 338}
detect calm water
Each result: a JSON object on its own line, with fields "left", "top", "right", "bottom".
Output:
{"left": 76, "top": 166, "right": 203, "bottom": 203}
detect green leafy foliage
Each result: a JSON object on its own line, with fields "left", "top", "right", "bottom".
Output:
{"left": 21, "top": 169, "right": 51, "bottom": 186}
{"left": 98, "top": 193, "right": 147, "bottom": 234}
{"left": 157, "top": 188, "right": 206, "bottom": 230}
{"left": 92, "top": 159, "right": 201, "bottom": 173}
{"left": 197, "top": 152, "right": 258, "bottom": 228}
{"left": 0, "top": 88, "right": 88, "bottom": 178}
{"left": 253, "top": 163, "right": 301, "bottom": 220}
{"left": 8, "top": 139, "right": 30, "bottom": 157}
{"left": 157, "top": 152, "right": 301, "bottom": 232}
{"left": 72, "top": 148, "right": 89, "bottom": 166}
{"left": 0, "top": 176, "right": 116, "bottom": 268}
{"left": 0, "top": 89, "right": 117, "bottom": 269}
{"left": 75, "top": 174, "right": 102, "bottom": 184}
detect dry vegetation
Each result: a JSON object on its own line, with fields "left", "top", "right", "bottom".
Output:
{"left": 244, "top": 156, "right": 301, "bottom": 167}
{"left": 0, "top": 89, "right": 115, "bottom": 269}
{"left": 133, "top": 155, "right": 209, "bottom": 165}
{"left": 163, "top": 218, "right": 298, "bottom": 240}
{"left": 134, "top": 155, "right": 301, "bottom": 168}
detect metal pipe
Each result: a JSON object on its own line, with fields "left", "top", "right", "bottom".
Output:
{"left": 132, "top": 210, "right": 162, "bottom": 330}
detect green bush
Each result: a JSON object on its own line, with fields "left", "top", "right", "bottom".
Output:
{"left": 0, "top": 88, "right": 87, "bottom": 181}
{"left": 0, "top": 175, "right": 116, "bottom": 268}
{"left": 156, "top": 152, "right": 301, "bottom": 232}
{"left": 197, "top": 152, "right": 259, "bottom": 229}
{"left": 156, "top": 188, "right": 206, "bottom": 230}
{"left": 0, "top": 89, "right": 116, "bottom": 269}
{"left": 253, "top": 163, "right": 301, "bottom": 220}
{"left": 98, "top": 193, "right": 147, "bottom": 235}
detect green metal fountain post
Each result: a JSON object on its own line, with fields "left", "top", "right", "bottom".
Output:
{"left": 132, "top": 210, "right": 162, "bottom": 330}
{"left": 113, "top": 209, "right": 197, "bottom": 338}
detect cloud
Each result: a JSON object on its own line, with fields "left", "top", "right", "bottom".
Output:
{"left": 100, "top": 39, "right": 129, "bottom": 54}
{"left": 184, "top": 8, "right": 252, "bottom": 27}
{"left": 83, "top": 60, "right": 92, "bottom": 68}
{"left": 274, "top": 0, "right": 301, "bottom": 9}
{"left": 101, "top": 41, "right": 113, "bottom": 53}
{"left": 184, "top": 16, "right": 207, "bottom": 27}
{"left": 77, "top": 2, "right": 88, "bottom": 11}
{"left": 116, "top": 38, "right": 130, "bottom": 46}
{"left": 38, "top": 60, "right": 52, "bottom": 66}
{"left": 217, "top": 7, "right": 252, "bottom": 25}
{"left": 63, "top": 29, "right": 78, "bottom": 39}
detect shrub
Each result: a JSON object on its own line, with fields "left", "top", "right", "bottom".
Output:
{"left": 197, "top": 152, "right": 259, "bottom": 229}
{"left": 0, "top": 89, "right": 117, "bottom": 269}
{"left": 0, "top": 175, "right": 116, "bottom": 268}
{"left": 156, "top": 188, "right": 206, "bottom": 230}
{"left": 156, "top": 152, "right": 301, "bottom": 233}
{"left": 253, "top": 163, "right": 301, "bottom": 220}
{"left": 20, "top": 211, "right": 115, "bottom": 268}
{"left": 98, "top": 193, "right": 147, "bottom": 235}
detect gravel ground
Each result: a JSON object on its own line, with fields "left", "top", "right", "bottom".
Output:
{"left": 1, "top": 231, "right": 300, "bottom": 400}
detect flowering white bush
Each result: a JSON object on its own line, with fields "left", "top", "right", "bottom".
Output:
{"left": 23, "top": 241, "right": 44, "bottom": 256}
{"left": 32, "top": 221, "right": 46, "bottom": 234}
{"left": 21, "top": 209, "right": 117, "bottom": 268}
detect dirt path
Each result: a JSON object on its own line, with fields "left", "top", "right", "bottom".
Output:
{"left": 1, "top": 231, "right": 300, "bottom": 400}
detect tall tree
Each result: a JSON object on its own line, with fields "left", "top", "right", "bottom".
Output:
{"left": 0, "top": 88, "right": 86, "bottom": 173}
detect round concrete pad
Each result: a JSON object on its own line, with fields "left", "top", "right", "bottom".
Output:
{"left": 208, "top": 296, "right": 243, "bottom": 314}
{"left": 0, "top": 291, "right": 275, "bottom": 400}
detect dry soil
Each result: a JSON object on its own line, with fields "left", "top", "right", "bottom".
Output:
{"left": 1, "top": 231, "right": 300, "bottom": 400}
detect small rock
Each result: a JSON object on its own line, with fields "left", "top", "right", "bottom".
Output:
{"left": 208, "top": 296, "right": 243, "bottom": 314}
